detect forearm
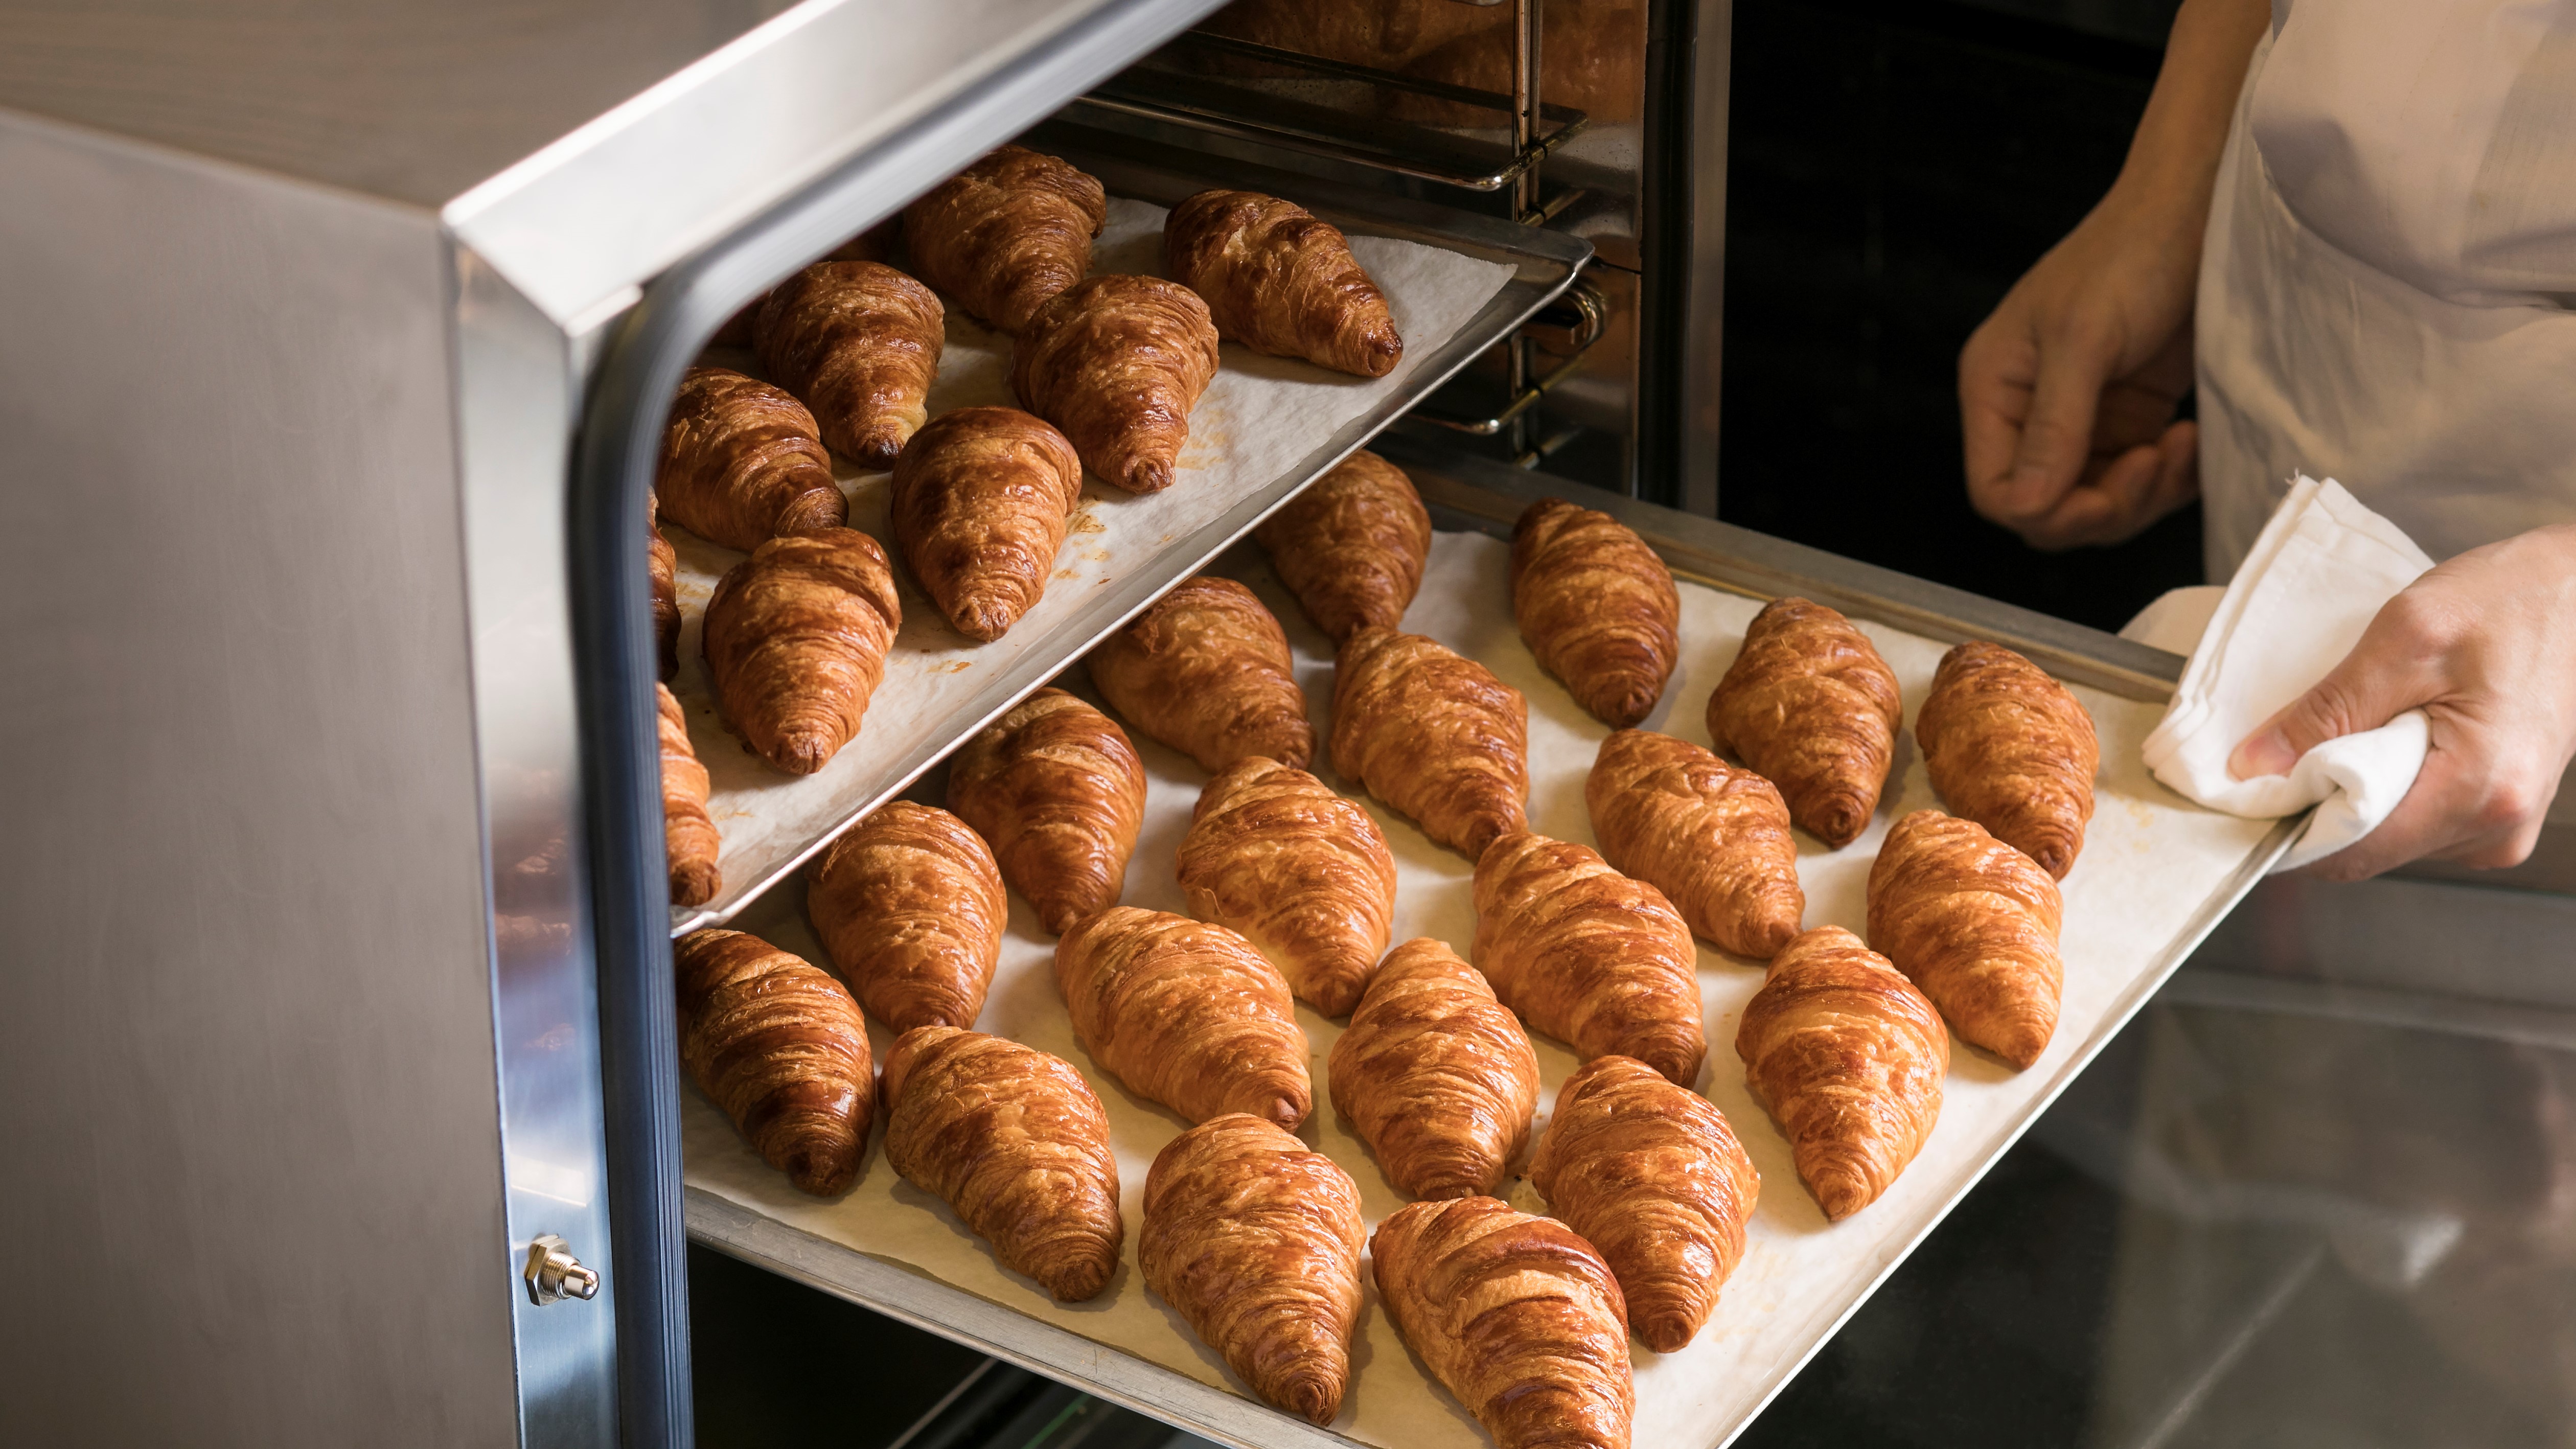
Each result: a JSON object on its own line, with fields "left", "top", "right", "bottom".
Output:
{"left": 2108, "top": 0, "right": 2270, "bottom": 236}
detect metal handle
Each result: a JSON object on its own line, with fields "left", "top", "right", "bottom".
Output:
{"left": 1411, "top": 274, "right": 1608, "bottom": 436}
{"left": 525, "top": 1234, "right": 602, "bottom": 1306}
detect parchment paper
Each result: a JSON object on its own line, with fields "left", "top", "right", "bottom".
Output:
{"left": 683, "top": 528, "right": 2281, "bottom": 1449}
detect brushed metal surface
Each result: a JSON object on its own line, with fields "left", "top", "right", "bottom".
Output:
{"left": 1678, "top": 0, "right": 1730, "bottom": 515}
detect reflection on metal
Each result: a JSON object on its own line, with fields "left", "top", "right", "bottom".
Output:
{"left": 525, "top": 1236, "right": 605, "bottom": 1306}
{"left": 2121, "top": 1244, "right": 2328, "bottom": 1449}
{"left": 1413, "top": 273, "right": 1609, "bottom": 437}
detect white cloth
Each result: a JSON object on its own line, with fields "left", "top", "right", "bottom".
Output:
{"left": 2140, "top": 475, "right": 2437, "bottom": 870}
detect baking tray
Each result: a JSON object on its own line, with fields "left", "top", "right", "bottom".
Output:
{"left": 683, "top": 450, "right": 2299, "bottom": 1449}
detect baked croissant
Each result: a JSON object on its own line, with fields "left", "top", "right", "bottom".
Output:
{"left": 1527, "top": 1054, "right": 1759, "bottom": 1352}
{"left": 1164, "top": 189, "right": 1402, "bottom": 378}
{"left": 946, "top": 688, "right": 1146, "bottom": 934}
{"left": 1088, "top": 577, "right": 1313, "bottom": 772}
{"left": 901, "top": 145, "right": 1108, "bottom": 333}
{"left": 1372, "top": 1196, "right": 1634, "bottom": 1449}
{"left": 1010, "top": 275, "right": 1220, "bottom": 494}
{"left": 1140, "top": 1114, "right": 1366, "bottom": 1425}
{"left": 1053, "top": 907, "right": 1312, "bottom": 1128}
{"left": 1177, "top": 757, "right": 1396, "bottom": 1017}
{"left": 647, "top": 492, "right": 680, "bottom": 682}
{"left": 881, "top": 1025, "right": 1122, "bottom": 1301}
{"left": 754, "top": 260, "right": 944, "bottom": 469}
{"left": 674, "top": 928, "right": 872, "bottom": 1196}
{"left": 1327, "top": 938, "right": 1538, "bottom": 1198}
{"left": 1473, "top": 831, "right": 1706, "bottom": 1086}
{"left": 1585, "top": 729, "right": 1803, "bottom": 959}
{"left": 702, "top": 528, "right": 902, "bottom": 775}
{"left": 1252, "top": 449, "right": 1430, "bottom": 643}
{"left": 657, "top": 683, "right": 721, "bottom": 908}
{"left": 1736, "top": 925, "right": 1947, "bottom": 1220}
{"left": 888, "top": 406, "right": 1084, "bottom": 642}
{"left": 1510, "top": 497, "right": 1680, "bottom": 728}
{"left": 1867, "top": 809, "right": 2063, "bottom": 1068}
{"left": 1330, "top": 627, "right": 1528, "bottom": 858}
{"left": 1705, "top": 596, "right": 1902, "bottom": 848}
{"left": 655, "top": 366, "right": 846, "bottom": 552}
{"left": 807, "top": 801, "right": 1007, "bottom": 1032}
{"left": 1914, "top": 641, "right": 2099, "bottom": 879}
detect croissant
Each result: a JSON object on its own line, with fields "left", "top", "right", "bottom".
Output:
{"left": 1510, "top": 498, "right": 1680, "bottom": 728}
{"left": 1473, "top": 831, "right": 1705, "bottom": 1086}
{"left": 1705, "top": 597, "right": 1902, "bottom": 848}
{"left": 1867, "top": 810, "right": 2063, "bottom": 1068}
{"left": 1140, "top": 1114, "right": 1366, "bottom": 1424}
{"left": 701, "top": 528, "right": 902, "bottom": 775}
{"left": 1010, "top": 275, "right": 1220, "bottom": 494}
{"left": 674, "top": 928, "right": 872, "bottom": 1196}
{"left": 1914, "top": 641, "right": 2099, "bottom": 879}
{"left": 901, "top": 145, "right": 1107, "bottom": 333}
{"left": 1177, "top": 757, "right": 1396, "bottom": 1017}
{"left": 946, "top": 688, "right": 1146, "bottom": 933}
{"left": 1089, "top": 577, "right": 1313, "bottom": 773}
{"left": 647, "top": 493, "right": 680, "bottom": 681}
{"left": 657, "top": 683, "right": 721, "bottom": 908}
{"left": 1330, "top": 627, "right": 1528, "bottom": 858}
{"left": 1252, "top": 449, "right": 1431, "bottom": 643}
{"left": 1585, "top": 730, "right": 1803, "bottom": 959}
{"left": 754, "top": 260, "right": 944, "bottom": 469}
{"left": 1372, "top": 1197, "right": 1634, "bottom": 1449}
{"left": 888, "top": 406, "right": 1084, "bottom": 642}
{"left": 1053, "top": 907, "right": 1312, "bottom": 1128}
{"left": 1164, "top": 189, "right": 1402, "bottom": 378}
{"left": 881, "top": 1025, "right": 1122, "bottom": 1301}
{"left": 1527, "top": 1054, "right": 1759, "bottom": 1352}
{"left": 1736, "top": 925, "right": 1946, "bottom": 1220}
{"left": 1327, "top": 938, "right": 1538, "bottom": 1198}
{"left": 655, "top": 366, "right": 847, "bottom": 552}
{"left": 807, "top": 801, "right": 1007, "bottom": 1032}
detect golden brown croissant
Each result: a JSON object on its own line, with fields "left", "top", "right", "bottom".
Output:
{"left": 946, "top": 688, "right": 1146, "bottom": 934}
{"left": 1736, "top": 925, "right": 1947, "bottom": 1220}
{"left": 657, "top": 683, "right": 721, "bottom": 908}
{"left": 1252, "top": 450, "right": 1430, "bottom": 643}
{"left": 901, "top": 146, "right": 1108, "bottom": 333}
{"left": 1867, "top": 810, "right": 2063, "bottom": 1068}
{"left": 1372, "top": 1196, "right": 1634, "bottom": 1449}
{"left": 1914, "top": 641, "right": 2099, "bottom": 879}
{"left": 888, "top": 406, "right": 1084, "bottom": 642}
{"left": 1177, "top": 757, "right": 1395, "bottom": 1017}
{"left": 1585, "top": 729, "right": 1803, "bottom": 959}
{"left": 655, "top": 366, "right": 847, "bottom": 552}
{"left": 1164, "top": 190, "right": 1402, "bottom": 378}
{"left": 674, "top": 928, "right": 872, "bottom": 1196}
{"left": 880, "top": 1025, "right": 1122, "bottom": 1301}
{"left": 1088, "top": 577, "right": 1313, "bottom": 773}
{"left": 754, "top": 260, "right": 944, "bottom": 469}
{"left": 1330, "top": 627, "right": 1528, "bottom": 858}
{"left": 647, "top": 492, "right": 680, "bottom": 682}
{"left": 1053, "top": 907, "right": 1312, "bottom": 1128}
{"left": 1527, "top": 1054, "right": 1759, "bottom": 1352}
{"left": 807, "top": 801, "right": 1007, "bottom": 1032}
{"left": 1327, "top": 938, "right": 1537, "bottom": 1198}
{"left": 1010, "top": 275, "right": 1220, "bottom": 494}
{"left": 1473, "top": 831, "right": 1705, "bottom": 1086}
{"left": 701, "top": 528, "right": 902, "bottom": 775}
{"left": 1705, "top": 596, "right": 1902, "bottom": 848}
{"left": 1140, "top": 1114, "right": 1365, "bottom": 1424}
{"left": 1510, "top": 498, "right": 1679, "bottom": 728}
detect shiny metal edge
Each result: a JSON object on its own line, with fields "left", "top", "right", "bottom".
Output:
{"left": 1676, "top": 0, "right": 1730, "bottom": 514}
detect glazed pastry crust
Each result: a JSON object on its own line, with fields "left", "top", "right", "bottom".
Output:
{"left": 1164, "top": 189, "right": 1402, "bottom": 378}
{"left": 754, "top": 260, "right": 944, "bottom": 469}
{"left": 889, "top": 406, "right": 1085, "bottom": 642}
{"left": 675, "top": 929, "right": 872, "bottom": 1197}
{"left": 1011, "top": 275, "right": 1221, "bottom": 494}
{"left": 1735, "top": 925, "right": 1947, "bottom": 1221}
{"left": 1473, "top": 831, "right": 1706, "bottom": 1087}
{"left": 648, "top": 492, "right": 680, "bottom": 682}
{"left": 902, "top": 146, "right": 1108, "bottom": 333}
{"left": 656, "top": 366, "right": 847, "bottom": 553}
{"left": 1330, "top": 626, "right": 1529, "bottom": 858}
{"left": 1914, "top": 641, "right": 2100, "bottom": 879}
{"left": 1705, "top": 597, "right": 1902, "bottom": 848}
{"left": 1252, "top": 450, "right": 1431, "bottom": 644}
{"left": 1867, "top": 810, "right": 2063, "bottom": 1069}
{"left": 1585, "top": 729, "right": 1803, "bottom": 959}
{"left": 1510, "top": 498, "right": 1680, "bottom": 728}
{"left": 702, "top": 527, "right": 902, "bottom": 775}
{"left": 1527, "top": 1054, "right": 1760, "bottom": 1352}
{"left": 881, "top": 1025, "right": 1122, "bottom": 1301}
{"left": 1178, "top": 757, "right": 1396, "bottom": 1017}
{"left": 1141, "top": 1114, "right": 1366, "bottom": 1424}
{"left": 808, "top": 801, "right": 1007, "bottom": 1032}
{"left": 657, "top": 683, "right": 721, "bottom": 908}
{"left": 1327, "top": 938, "right": 1538, "bottom": 1199}
{"left": 1090, "top": 577, "right": 1313, "bottom": 772}
{"left": 947, "top": 688, "right": 1147, "bottom": 934}
{"left": 1053, "top": 907, "right": 1313, "bottom": 1128}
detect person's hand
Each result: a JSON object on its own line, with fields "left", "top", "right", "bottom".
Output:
{"left": 2229, "top": 525, "right": 2576, "bottom": 880}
